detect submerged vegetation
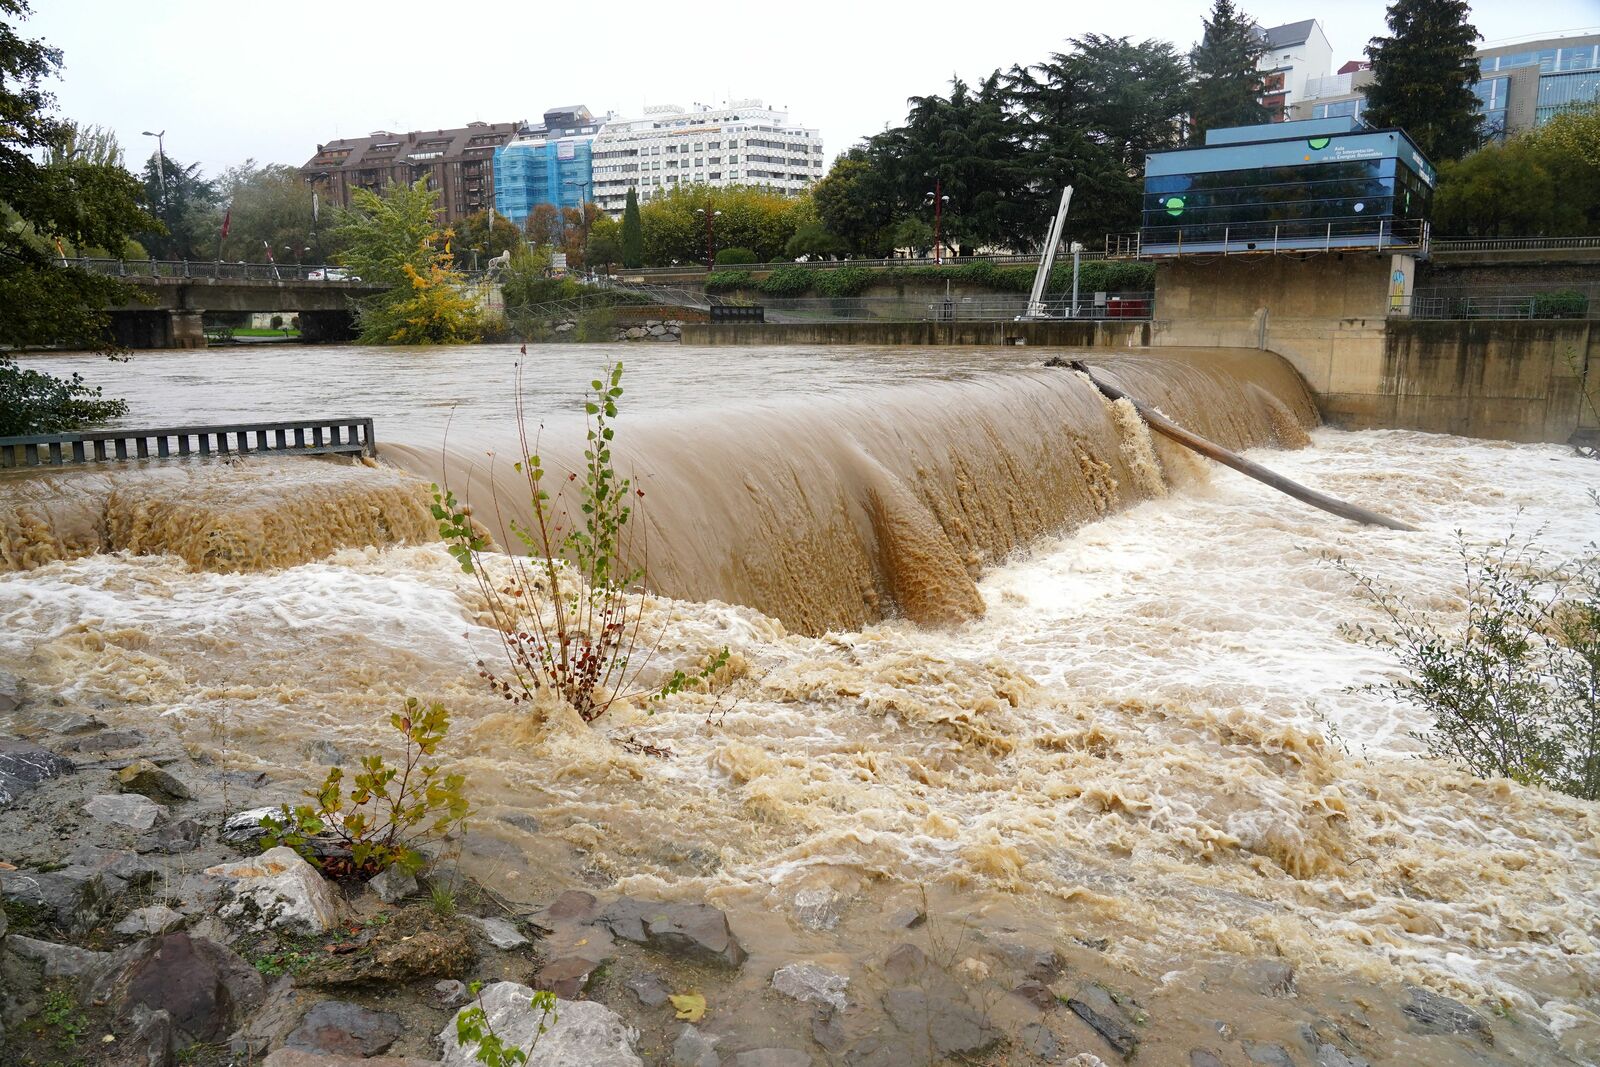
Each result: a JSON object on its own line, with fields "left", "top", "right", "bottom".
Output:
{"left": 433, "top": 360, "right": 726, "bottom": 723}
{"left": 1333, "top": 517, "right": 1600, "bottom": 800}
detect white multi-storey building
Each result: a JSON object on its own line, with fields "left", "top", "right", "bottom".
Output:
{"left": 1254, "top": 19, "right": 1334, "bottom": 121}
{"left": 591, "top": 100, "right": 824, "bottom": 214}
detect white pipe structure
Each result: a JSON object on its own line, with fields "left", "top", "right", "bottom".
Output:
{"left": 1025, "top": 186, "right": 1073, "bottom": 319}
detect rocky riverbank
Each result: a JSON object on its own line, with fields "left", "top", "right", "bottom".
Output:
{"left": 2, "top": 667, "right": 1583, "bottom": 1067}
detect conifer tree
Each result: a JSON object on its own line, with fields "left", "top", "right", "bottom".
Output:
{"left": 620, "top": 188, "right": 643, "bottom": 268}
{"left": 1189, "top": 0, "right": 1270, "bottom": 137}
{"left": 1364, "top": 0, "right": 1482, "bottom": 160}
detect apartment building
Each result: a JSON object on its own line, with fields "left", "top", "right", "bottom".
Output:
{"left": 1254, "top": 19, "right": 1334, "bottom": 121}
{"left": 493, "top": 106, "right": 607, "bottom": 224}
{"left": 301, "top": 121, "right": 519, "bottom": 226}
{"left": 590, "top": 100, "right": 823, "bottom": 215}
{"left": 1292, "top": 30, "right": 1600, "bottom": 139}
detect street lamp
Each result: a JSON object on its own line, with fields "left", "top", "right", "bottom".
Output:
{"left": 564, "top": 179, "right": 593, "bottom": 274}
{"left": 925, "top": 180, "right": 950, "bottom": 265}
{"left": 695, "top": 204, "right": 723, "bottom": 271}
{"left": 142, "top": 129, "right": 168, "bottom": 205}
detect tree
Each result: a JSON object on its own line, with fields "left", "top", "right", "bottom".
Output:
{"left": 620, "top": 188, "right": 643, "bottom": 268}
{"left": 451, "top": 208, "right": 522, "bottom": 270}
{"left": 1189, "top": 0, "right": 1271, "bottom": 137}
{"left": 1432, "top": 102, "right": 1600, "bottom": 236}
{"left": 1363, "top": 0, "right": 1483, "bottom": 161}
{"left": 0, "top": 0, "right": 154, "bottom": 431}
{"left": 891, "top": 217, "right": 934, "bottom": 256}
{"left": 812, "top": 152, "right": 897, "bottom": 257}
{"left": 137, "top": 153, "right": 221, "bottom": 260}
{"left": 785, "top": 223, "right": 844, "bottom": 260}
{"left": 638, "top": 184, "right": 814, "bottom": 266}
{"left": 586, "top": 231, "right": 622, "bottom": 274}
{"left": 217, "top": 161, "right": 317, "bottom": 263}
{"left": 328, "top": 178, "right": 480, "bottom": 344}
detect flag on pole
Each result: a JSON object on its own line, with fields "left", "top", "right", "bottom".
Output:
{"left": 312, "top": 191, "right": 319, "bottom": 225}
{"left": 263, "top": 240, "right": 274, "bottom": 263}
{"left": 221, "top": 204, "right": 232, "bottom": 238}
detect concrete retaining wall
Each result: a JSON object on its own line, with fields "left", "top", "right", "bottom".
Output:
{"left": 681, "top": 320, "right": 1151, "bottom": 347}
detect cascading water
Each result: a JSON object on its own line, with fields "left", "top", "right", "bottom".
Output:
{"left": 2, "top": 343, "right": 1597, "bottom": 1062}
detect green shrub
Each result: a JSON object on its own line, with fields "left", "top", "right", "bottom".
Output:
{"left": 1531, "top": 290, "right": 1589, "bottom": 319}
{"left": 259, "top": 698, "right": 472, "bottom": 877}
{"left": 813, "top": 266, "right": 873, "bottom": 297}
{"left": 456, "top": 982, "right": 559, "bottom": 1066}
{"left": 758, "top": 265, "right": 817, "bottom": 297}
{"left": 0, "top": 357, "right": 128, "bottom": 435}
{"left": 705, "top": 270, "right": 753, "bottom": 294}
{"left": 714, "top": 247, "right": 758, "bottom": 266}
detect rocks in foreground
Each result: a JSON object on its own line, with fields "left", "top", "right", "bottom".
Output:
{"left": 440, "top": 981, "right": 641, "bottom": 1067}
{"left": 204, "top": 846, "right": 346, "bottom": 934}
{"left": 90, "top": 932, "right": 267, "bottom": 1045}
{"left": 598, "top": 896, "right": 747, "bottom": 967}
{"left": 0, "top": 739, "right": 74, "bottom": 807}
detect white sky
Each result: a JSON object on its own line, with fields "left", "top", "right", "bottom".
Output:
{"left": 25, "top": 0, "right": 1600, "bottom": 176}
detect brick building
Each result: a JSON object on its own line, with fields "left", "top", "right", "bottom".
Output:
{"left": 301, "top": 121, "right": 521, "bottom": 226}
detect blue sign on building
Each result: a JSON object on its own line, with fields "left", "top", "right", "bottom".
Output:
{"left": 1140, "top": 118, "right": 1435, "bottom": 255}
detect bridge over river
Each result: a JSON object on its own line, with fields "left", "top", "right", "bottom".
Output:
{"left": 73, "top": 259, "right": 389, "bottom": 348}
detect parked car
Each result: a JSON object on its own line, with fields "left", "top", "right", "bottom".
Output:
{"left": 307, "top": 268, "right": 360, "bottom": 281}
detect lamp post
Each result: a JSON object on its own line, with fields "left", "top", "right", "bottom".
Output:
{"left": 925, "top": 180, "right": 949, "bottom": 265}
{"left": 142, "top": 129, "right": 168, "bottom": 216}
{"left": 695, "top": 203, "right": 722, "bottom": 271}
{"left": 564, "top": 179, "right": 593, "bottom": 274}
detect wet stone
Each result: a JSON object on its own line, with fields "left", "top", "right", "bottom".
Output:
{"left": 772, "top": 961, "right": 848, "bottom": 1011}
{"left": 136, "top": 818, "right": 202, "bottom": 855}
{"left": 285, "top": 999, "right": 403, "bottom": 1057}
{"left": 1021, "top": 1023, "right": 1060, "bottom": 1060}
{"left": 882, "top": 942, "right": 929, "bottom": 985}
{"left": 1240, "top": 959, "right": 1296, "bottom": 998}
{"left": 536, "top": 956, "right": 601, "bottom": 999}
{"left": 1013, "top": 979, "right": 1056, "bottom": 1011}
{"left": 500, "top": 812, "right": 542, "bottom": 834}
{"left": 205, "top": 846, "right": 344, "bottom": 934}
{"left": 440, "top": 982, "right": 641, "bottom": 1067}
{"left": 67, "top": 729, "right": 147, "bottom": 753}
{"left": 887, "top": 907, "right": 926, "bottom": 930}
{"left": 1401, "top": 986, "right": 1491, "bottom": 1041}
{"left": 671, "top": 1024, "right": 720, "bottom": 1067}
{"left": 86, "top": 793, "right": 167, "bottom": 831}
{"left": 5, "top": 934, "right": 111, "bottom": 978}
{"left": 0, "top": 740, "right": 75, "bottom": 806}
{"left": 435, "top": 980, "right": 469, "bottom": 1008}
{"left": 810, "top": 1004, "right": 846, "bottom": 1053}
{"left": 461, "top": 830, "right": 523, "bottom": 862}
{"left": 995, "top": 939, "right": 1065, "bottom": 982}
{"left": 1314, "top": 1044, "right": 1370, "bottom": 1067}
{"left": 1190, "top": 1052, "right": 1225, "bottom": 1067}
{"left": 465, "top": 914, "right": 528, "bottom": 949}
{"left": 111, "top": 1005, "right": 175, "bottom": 1067}
{"left": 3, "top": 864, "right": 118, "bottom": 929}
{"left": 116, "top": 760, "right": 194, "bottom": 802}
{"left": 115, "top": 905, "right": 185, "bottom": 936}
{"left": 626, "top": 972, "right": 672, "bottom": 1007}
{"left": 92, "top": 932, "right": 267, "bottom": 1044}
{"left": 220, "top": 806, "right": 279, "bottom": 843}
{"left": 0, "top": 670, "right": 21, "bottom": 713}
{"left": 730, "top": 1051, "right": 809, "bottom": 1067}
{"left": 546, "top": 888, "right": 599, "bottom": 922}
{"left": 600, "top": 896, "right": 746, "bottom": 967}
{"left": 883, "top": 988, "right": 1000, "bottom": 1058}
{"left": 1244, "top": 1042, "right": 1295, "bottom": 1066}
{"left": 300, "top": 911, "right": 474, "bottom": 988}
{"left": 1067, "top": 983, "right": 1138, "bottom": 1059}
{"left": 367, "top": 866, "right": 418, "bottom": 904}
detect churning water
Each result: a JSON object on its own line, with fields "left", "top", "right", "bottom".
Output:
{"left": 3, "top": 343, "right": 1598, "bottom": 1055}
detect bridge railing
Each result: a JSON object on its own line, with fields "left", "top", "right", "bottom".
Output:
{"left": 1392, "top": 283, "right": 1598, "bottom": 320}
{"left": 1428, "top": 236, "right": 1600, "bottom": 253}
{"left": 618, "top": 250, "right": 1112, "bottom": 278}
{"left": 0, "top": 417, "right": 376, "bottom": 469}
{"left": 61, "top": 258, "right": 361, "bottom": 283}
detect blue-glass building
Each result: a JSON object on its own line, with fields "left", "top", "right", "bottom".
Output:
{"left": 493, "top": 105, "right": 602, "bottom": 224}
{"left": 1140, "top": 118, "right": 1435, "bottom": 255}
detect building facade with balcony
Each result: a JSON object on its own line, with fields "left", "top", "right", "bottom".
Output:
{"left": 1254, "top": 20, "right": 1334, "bottom": 121}
{"left": 1293, "top": 31, "right": 1600, "bottom": 139}
{"left": 590, "top": 100, "right": 823, "bottom": 215}
{"left": 301, "top": 122, "right": 520, "bottom": 227}
{"left": 492, "top": 106, "right": 606, "bottom": 224}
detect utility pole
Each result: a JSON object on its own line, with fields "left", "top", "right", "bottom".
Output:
{"left": 695, "top": 202, "right": 722, "bottom": 271}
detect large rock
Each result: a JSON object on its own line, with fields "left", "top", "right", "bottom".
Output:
{"left": 4, "top": 934, "right": 110, "bottom": 978}
{"left": 262, "top": 1052, "right": 438, "bottom": 1067}
{"left": 0, "top": 740, "right": 73, "bottom": 806}
{"left": 1067, "top": 984, "right": 1139, "bottom": 1059}
{"left": 205, "top": 846, "right": 345, "bottom": 934}
{"left": 228, "top": 978, "right": 303, "bottom": 1058}
{"left": 535, "top": 956, "right": 602, "bottom": 999}
{"left": 598, "top": 897, "right": 746, "bottom": 967}
{"left": 117, "top": 760, "right": 194, "bottom": 802}
{"left": 85, "top": 793, "right": 167, "bottom": 831}
{"left": 772, "top": 962, "right": 848, "bottom": 1011}
{"left": 285, "top": 1000, "right": 403, "bottom": 1057}
{"left": 298, "top": 910, "right": 473, "bottom": 988}
{"left": 671, "top": 1024, "right": 720, "bottom": 1067}
{"left": 115, "top": 906, "right": 186, "bottom": 936}
{"left": 2, "top": 847, "right": 155, "bottom": 930}
{"left": 137, "top": 819, "right": 203, "bottom": 855}
{"left": 367, "top": 866, "right": 418, "bottom": 904}
{"left": 440, "top": 981, "right": 641, "bottom": 1067}
{"left": 1401, "top": 986, "right": 1491, "bottom": 1041}
{"left": 66, "top": 729, "right": 146, "bottom": 753}
{"left": 883, "top": 988, "right": 1000, "bottom": 1059}
{"left": 221, "top": 806, "right": 281, "bottom": 843}
{"left": 90, "top": 932, "right": 267, "bottom": 1044}
{"left": 464, "top": 914, "right": 528, "bottom": 949}
{"left": 109, "top": 1005, "right": 176, "bottom": 1067}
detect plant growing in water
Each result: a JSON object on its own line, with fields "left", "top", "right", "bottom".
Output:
{"left": 259, "top": 698, "right": 472, "bottom": 877}
{"left": 1329, "top": 515, "right": 1600, "bottom": 800}
{"left": 432, "top": 360, "right": 726, "bottom": 722}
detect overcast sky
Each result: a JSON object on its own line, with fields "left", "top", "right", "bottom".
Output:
{"left": 24, "top": 0, "right": 1600, "bottom": 177}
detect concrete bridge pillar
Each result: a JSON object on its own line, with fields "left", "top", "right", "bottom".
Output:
{"left": 168, "top": 310, "right": 207, "bottom": 349}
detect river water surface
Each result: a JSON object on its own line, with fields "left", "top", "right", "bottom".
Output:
{"left": 4, "top": 344, "right": 1599, "bottom": 1058}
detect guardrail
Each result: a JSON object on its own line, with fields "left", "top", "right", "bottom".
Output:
{"left": 1428, "top": 236, "right": 1600, "bottom": 252}
{"left": 0, "top": 418, "right": 377, "bottom": 469}
{"left": 750, "top": 292, "right": 1155, "bottom": 324}
{"left": 60, "top": 258, "right": 365, "bottom": 283}
{"left": 621, "top": 250, "right": 1115, "bottom": 277}
{"left": 1393, "top": 283, "right": 1596, "bottom": 320}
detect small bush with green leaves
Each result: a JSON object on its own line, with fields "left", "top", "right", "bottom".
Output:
{"left": 1530, "top": 290, "right": 1588, "bottom": 319}
{"left": 704, "top": 270, "right": 753, "bottom": 294}
{"left": 713, "top": 247, "right": 757, "bottom": 266}
{"left": 1331, "top": 516, "right": 1600, "bottom": 800}
{"left": 259, "top": 698, "right": 472, "bottom": 878}
{"left": 456, "top": 982, "right": 559, "bottom": 1067}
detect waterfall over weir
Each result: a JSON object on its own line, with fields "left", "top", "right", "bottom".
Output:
{"left": 383, "top": 349, "right": 1318, "bottom": 634}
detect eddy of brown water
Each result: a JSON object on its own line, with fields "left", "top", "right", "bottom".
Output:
{"left": 2, "top": 346, "right": 1598, "bottom": 1059}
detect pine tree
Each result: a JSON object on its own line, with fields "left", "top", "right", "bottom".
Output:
{"left": 1188, "top": 0, "right": 1271, "bottom": 137}
{"left": 620, "top": 187, "right": 643, "bottom": 268}
{"left": 1364, "top": 0, "right": 1482, "bottom": 161}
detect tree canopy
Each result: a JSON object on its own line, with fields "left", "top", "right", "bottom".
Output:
{"left": 1363, "top": 0, "right": 1483, "bottom": 161}
{"left": 1189, "top": 0, "right": 1271, "bottom": 136}
{"left": 217, "top": 160, "right": 318, "bottom": 263}
{"left": 1432, "top": 102, "right": 1600, "bottom": 236}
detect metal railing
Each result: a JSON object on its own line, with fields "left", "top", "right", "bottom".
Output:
{"left": 60, "top": 257, "right": 366, "bottom": 283}
{"left": 0, "top": 418, "right": 376, "bottom": 469}
{"left": 745, "top": 292, "right": 1155, "bottom": 324}
{"left": 1429, "top": 235, "right": 1600, "bottom": 253}
{"left": 621, "top": 250, "right": 1119, "bottom": 278}
{"left": 1139, "top": 217, "right": 1429, "bottom": 255}
{"left": 1393, "top": 283, "right": 1597, "bottom": 320}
